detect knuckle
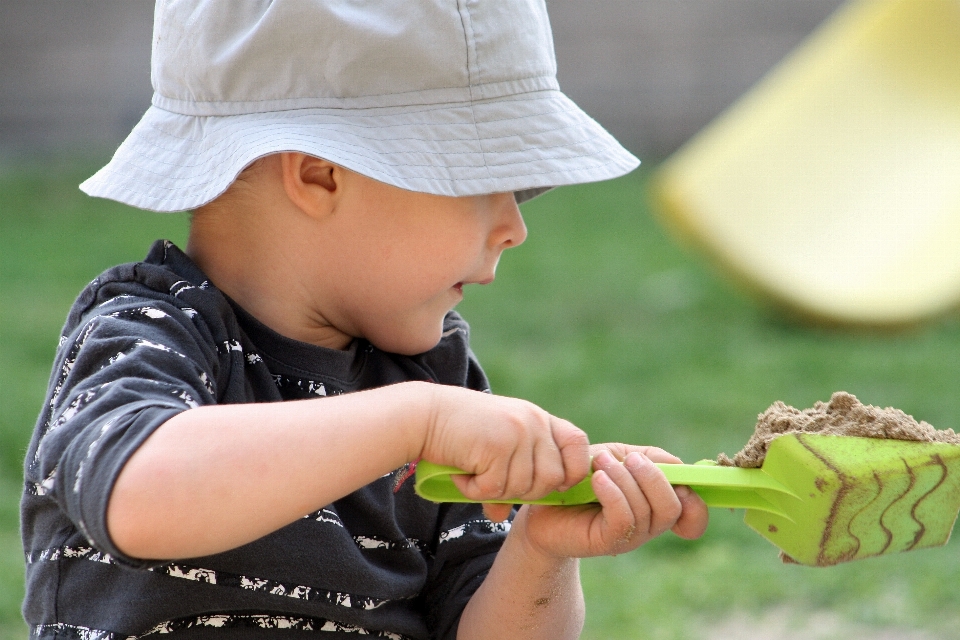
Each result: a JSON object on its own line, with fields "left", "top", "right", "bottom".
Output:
{"left": 668, "top": 499, "right": 683, "bottom": 522}
{"left": 489, "top": 439, "right": 513, "bottom": 459}
{"left": 634, "top": 459, "right": 662, "bottom": 482}
{"left": 507, "top": 473, "right": 534, "bottom": 497}
{"left": 567, "top": 431, "right": 590, "bottom": 452}
{"left": 653, "top": 502, "right": 682, "bottom": 534}
{"left": 557, "top": 420, "right": 588, "bottom": 443}
{"left": 544, "top": 466, "right": 566, "bottom": 487}
{"left": 511, "top": 411, "right": 537, "bottom": 437}
{"left": 533, "top": 470, "right": 564, "bottom": 496}
{"left": 663, "top": 504, "right": 683, "bottom": 531}
{"left": 475, "top": 475, "right": 506, "bottom": 500}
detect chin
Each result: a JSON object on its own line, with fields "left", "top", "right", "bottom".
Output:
{"left": 370, "top": 326, "right": 443, "bottom": 356}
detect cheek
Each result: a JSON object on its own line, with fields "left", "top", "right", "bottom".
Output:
{"left": 388, "top": 238, "right": 477, "bottom": 285}
{"left": 340, "top": 266, "right": 432, "bottom": 316}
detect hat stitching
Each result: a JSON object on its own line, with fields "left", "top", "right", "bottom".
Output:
{"left": 145, "top": 90, "right": 583, "bottom": 144}
{"left": 110, "top": 113, "right": 616, "bottom": 175}
{"left": 90, "top": 159, "right": 614, "bottom": 211}
{"left": 96, "top": 143, "right": 614, "bottom": 201}
{"left": 94, "top": 156, "right": 622, "bottom": 210}
{"left": 114, "top": 123, "right": 606, "bottom": 183}
{"left": 455, "top": 0, "right": 492, "bottom": 182}
{"left": 145, "top": 120, "right": 587, "bottom": 155}
{"left": 91, "top": 146, "right": 622, "bottom": 200}
{"left": 152, "top": 75, "right": 560, "bottom": 115}
{"left": 128, "top": 93, "right": 581, "bottom": 161}
{"left": 115, "top": 152, "right": 625, "bottom": 203}
{"left": 456, "top": 0, "right": 481, "bottom": 89}
{"left": 126, "top": 113, "right": 598, "bottom": 169}
{"left": 134, "top": 106, "right": 594, "bottom": 161}
{"left": 467, "top": 103, "right": 492, "bottom": 180}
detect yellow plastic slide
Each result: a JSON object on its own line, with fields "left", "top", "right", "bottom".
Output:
{"left": 653, "top": 0, "right": 960, "bottom": 325}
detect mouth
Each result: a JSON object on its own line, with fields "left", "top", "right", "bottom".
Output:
{"left": 454, "top": 277, "right": 493, "bottom": 294}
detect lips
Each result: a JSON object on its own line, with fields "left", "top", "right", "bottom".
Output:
{"left": 454, "top": 277, "right": 493, "bottom": 293}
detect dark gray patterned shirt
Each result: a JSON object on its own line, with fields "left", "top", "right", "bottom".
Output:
{"left": 21, "top": 241, "right": 508, "bottom": 640}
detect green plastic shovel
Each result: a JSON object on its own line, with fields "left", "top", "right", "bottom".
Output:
{"left": 415, "top": 433, "right": 960, "bottom": 566}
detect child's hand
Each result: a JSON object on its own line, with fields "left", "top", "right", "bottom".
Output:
{"left": 511, "top": 443, "right": 709, "bottom": 559}
{"left": 419, "top": 385, "right": 591, "bottom": 509}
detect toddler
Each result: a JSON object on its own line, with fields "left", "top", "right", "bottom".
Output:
{"left": 22, "top": 1, "right": 707, "bottom": 638}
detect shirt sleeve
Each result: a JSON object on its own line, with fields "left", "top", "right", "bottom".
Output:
{"left": 25, "top": 290, "right": 220, "bottom": 568}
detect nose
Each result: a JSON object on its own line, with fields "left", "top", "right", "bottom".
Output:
{"left": 490, "top": 193, "right": 527, "bottom": 249}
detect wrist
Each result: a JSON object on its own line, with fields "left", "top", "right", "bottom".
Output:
{"left": 393, "top": 380, "right": 439, "bottom": 463}
{"left": 508, "top": 505, "right": 576, "bottom": 566}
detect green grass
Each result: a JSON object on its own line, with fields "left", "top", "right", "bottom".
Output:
{"left": 3, "top": 160, "right": 960, "bottom": 638}
{"left": 0, "top": 160, "right": 190, "bottom": 638}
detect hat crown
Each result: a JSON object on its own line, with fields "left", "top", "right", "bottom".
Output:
{"left": 151, "top": 0, "right": 558, "bottom": 116}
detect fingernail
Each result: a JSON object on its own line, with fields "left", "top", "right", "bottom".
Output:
{"left": 624, "top": 452, "right": 643, "bottom": 470}
{"left": 594, "top": 451, "right": 614, "bottom": 467}
{"left": 674, "top": 486, "right": 692, "bottom": 500}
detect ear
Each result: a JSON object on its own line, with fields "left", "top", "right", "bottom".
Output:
{"left": 279, "top": 152, "right": 340, "bottom": 219}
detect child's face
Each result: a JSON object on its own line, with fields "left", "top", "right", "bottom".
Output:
{"left": 316, "top": 171, "right": 527, "bottom": 355}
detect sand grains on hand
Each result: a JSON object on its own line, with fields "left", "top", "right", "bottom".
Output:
{"left": 718, "top": 391, "right": 960, "bottom": 468}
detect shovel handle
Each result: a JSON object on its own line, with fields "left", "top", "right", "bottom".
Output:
{"left": 414, "top": 460, "right": 793, "bottom": 516}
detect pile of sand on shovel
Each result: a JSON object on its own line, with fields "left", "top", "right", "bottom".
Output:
{"left": 719, "top": 391, "right": 960, "bottom": 468}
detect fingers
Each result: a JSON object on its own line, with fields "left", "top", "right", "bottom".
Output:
{"left": 589, "top": 469, "right": 632, "bottom": 546}
{"left": 591, "top": 442, "right": 681, "bottom": 466}
{"left": 624, "top": 452, "right": 683, "bottom": 536}
{"left": 670, "top": 485, "right": 709, "bottom": 540}
{"left": 451, "top": 471, "right": 504, "bottom": 501}
{"left": 435, "top": 392, "right": 588, "bottom": 503}
{"left": 641, "top": 449, "right": 709, "bottom": 540}
{"left": 498, "top": 414, "right": 587, "bottom": 500}
{"left": 592, "top": 450, "right": 682, "bottom": 544}
{"left": 552, "top": 416, "right": 590, "bottom": 491}
{"left": 636, "top": 446, "right": 682, "bottom": 465}
{"left": 588, "top": 462, "right": 637, "bottom": 552}
{"left": 482, "top": 503, "right": 513, "bottom": 523}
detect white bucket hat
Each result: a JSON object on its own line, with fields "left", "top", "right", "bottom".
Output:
{"left": 81, "top": 0, "right": 640, "bottom": 212}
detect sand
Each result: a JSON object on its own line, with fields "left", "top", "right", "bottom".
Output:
{"left": 718, "top": 391, "right": 960, "bottom": 468}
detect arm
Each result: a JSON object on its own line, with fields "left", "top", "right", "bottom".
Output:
{"left": 108, "top": 382, "right": 427, "bottom": 559}
{"left": 107, "top": 381, "right": 591, "bottom": 559}
{"left": 456, "top": 445, "right": 709, "bottom": 640}
{"left": 457, "top": 516, "right": 585, "bottom": 640}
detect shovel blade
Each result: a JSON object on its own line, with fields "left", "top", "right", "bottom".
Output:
{"left": 745, "top": 434, "right": 960, "bottom": 566}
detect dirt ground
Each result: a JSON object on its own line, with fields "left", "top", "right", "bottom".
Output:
{"left": 705, "top": 607, "right": 938, "bottom": 640}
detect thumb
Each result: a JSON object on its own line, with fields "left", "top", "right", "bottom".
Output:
{"left": 551, "top": 417, "right": 590, "bottom": 491}
{"left": 482, "top": 503, "right": 513, "bottom": 523}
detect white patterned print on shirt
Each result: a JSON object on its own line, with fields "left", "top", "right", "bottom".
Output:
{"left": 303, "top": 509, "right": 429, "bottom": 554}
{"left": 439, "top": 519, "right": 512, "bottom": 544}
{"left": 272, "top": 374, "right": 332, "bottom": 397}
{"left": 27, "top": 546, "right": 399, "bottom": 611}
{"left": 32, "top": 614, "right": 412, "bottom": 640}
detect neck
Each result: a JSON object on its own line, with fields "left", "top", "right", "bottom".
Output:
{"left": 186, "top": 203, "right": 353, "bottom": 351}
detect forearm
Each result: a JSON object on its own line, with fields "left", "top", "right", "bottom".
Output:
{"left": 457, "top": 507, "right": 585, "bottom": 640}
{"left": 106, "top": 381, "right": 434, "bottom": 559}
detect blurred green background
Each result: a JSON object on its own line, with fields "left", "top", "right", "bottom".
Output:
{"left": 3, "top": 162, "right": 960, "bottom": 639}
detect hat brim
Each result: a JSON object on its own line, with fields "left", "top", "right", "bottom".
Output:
{"left": 80, "top": 89, "right": 639, "bottom": 212}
